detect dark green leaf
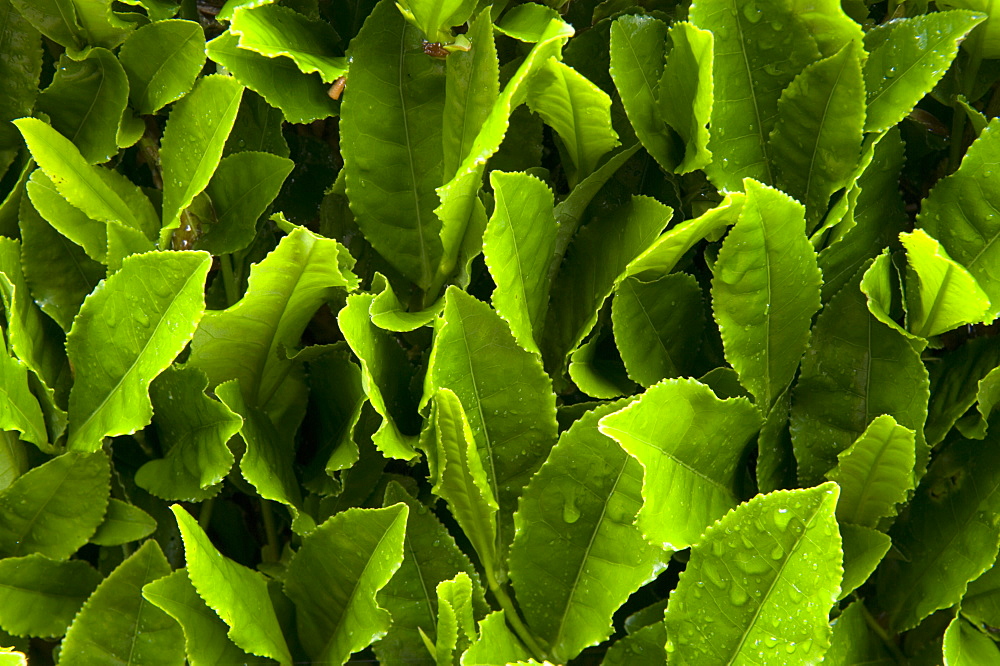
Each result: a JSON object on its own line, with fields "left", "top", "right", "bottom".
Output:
{"left": 926, "top": 338, "right": 1000, "bottom": 446}
{"left": 60, "top": 540, "right": 184, "bottom": 666}
{"left": 8, "top": 0, "right": 85, "bottom": 52}
{"left": 963, "top": 561, "right": 1000, "bottom": 628}
{"left": 283, "top": 504, "right": 408, "bottom": 663}
{"left": 224, "top": 90, "right": 289, "bottom": 158}
{"left": 0, "top": 451, "right": 109, "bottom": 559}
{"left": 0, "top": 555, "right": 101, "bottom": 638}
{"left": 839, "top": 523, "right": 891, "bottom": 600}
{"left": 119, "top": 19, "right": 206, "bottom": 115}
{"left": 90, "top": 497, "right": 157, "bottom": 546}
{"left": 66, "top": 251, "right": 211, "bottom": 451}
{"left": 599, "top": 378, "right": 762, "bottom": 550}
{"left": 825, "top": 602, "right": 894, "bottom": 666}
{"left": 0, "top": 1, "right": 41, "bottom": 178}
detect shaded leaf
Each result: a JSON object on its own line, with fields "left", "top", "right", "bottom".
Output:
{"left": 663, "top": 484, "right": 842, "bottom": 664}
{"left": 825, "top": 602, "right": 895, "bottom": 666}
{"left": 0, "top": 451, "right": 109, "bottom": 559}
{"left": 432, "top": 573, "right": 476, "bottom": 665}
{"left": 224, "top": 90, "right": 289, "bottom": 158}
{"left": 918, "top": 119, "right": 1000, "bottom": 312}
{"left": 0, "top": 335, "right": 48, "bottom": 449}
{"left": 839, "top": 523, "right": 891, "bottom": 600}
{"left": 769, "top": 41, "right": 865, "bottom": 228}
{"left": 510, "top": 400, "right": 665, "bottom": 664}
{"left": 143, "top": 568, "right": 269, "bottom": 666}
{"left": 119, "top": 19, "right": 206, "bottom": 115}
{"left": 231, "top": 4, "right": 346, "bottom": 82}
{"left": 60, "top": 540, "right": 184, "bottom": 666}
{"left": 900, "top": 228, "right": 991, "bottom": 338}
{"left": 926, "top": 338, "right": 1000, "bottom": 446}
{"left": 659, "top": 21, "right": 713, "bottom": 174}
{"left": 790, "top": 266, "right": 929, "bottom": 485}
{"left": 712, "top": 179, "right": 822, "bottom": 410}
{"left": 864, "top": 11, "right": 985, "bottom": 132}
{"left": 599, "top": 378, "right": 762, "bottom": 550}
{"left": 963, "top": 560, "right": 1000, "bottom": 628}
{"left": 612, "top": 273, "right": 705, "bottom": 386}
{"left": 826, "top": 415, "right": 916, "bottom": 528}
{"left": 90, "top": 498, "right": 157, "bottom": 546}
{"left": 8, "top": 0, "right": 85, "bottom": 52}
{"left": 0, "top": 555, "right": 101, "bottom": 638}
{"left": 283, "top": 504, "right": 408, "bottom": 664}
{"left": 0, "top": 0, "right": 41, "bottom": 178}
{"left": 66, "top": 251, "right": 211, "bottom": 451}
{"left": 172, "top": 505, "right": 293, "bottom": 664}
{"left": 160, "top": 74, "right": 243, "bottom": 240}
{"left": 483, "top": 171, "right": 557, "bottom": 355}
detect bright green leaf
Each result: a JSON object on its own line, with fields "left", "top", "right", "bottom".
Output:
{"left": 918, "top": 119, "right": 1000, "bottom": 313}
{"left": 283, "top": 504, "right": 408, "bottom": 664}
{"left": 713, "top": 179, "right": 822, "bottom": 410}
{"left": 769, "top": 41, "right": 865, "bottom": 229}
{"left": 663, "top": 483, "right": 842, "bottom": 664}
{"left": 864, "top": 11, "right": 985, "bottom": 132}
{"left": 231, "top": 4, "right": 346, "bottom": 82}
{"left": 368, "top": 273, "right": 444, "bottom": 332}
{"left": 0, "top": 336, "right": 48, "bottom": 450}
{"left": 790, "top": 267, "right": 929, "bottom": 485}
{"left": 224, "top": 89, "right": 289, "bottom": 158}
{"left": 433, "top": 573, "right": 476, "bottom": 665}
{"left": 492, "top": 2, "right": 561, "bottom": 43}
{"left": 689, "top": 0, "right": 821, "bottom": 190}
{"left": 601, "top": 622, "right": 667, "bottom": 666}
{"left": 461, "top": 611, "right": 530, "bottom": 666}
{"left": 612, "top": 273, "right": 705, "bottom": 386}
{"left": 944, "top": 616, "right": 1000, "bottom": 665}
{"left": 142, "top": 568, "right": 267, "bottom": 666}
{"left": 877, "top": 434, "right": 1000, "bottom": 632}
{"left": 826, "top": 415, "right": 916, "bottom": 527}
{"left": 396, "top": 0, "right": 476, "bottom": 43}
{"left": 599, "top": 378, "right": 762, "bottom": 550}
{"left": 35, "top": 47, "right": 127, "bottom": 165}
{"left": 660, "top": 21, "right": 713, "bottom": 174}
{"left": 60, "top": 540, "right": 183, "bottom": 666}
{"left": 939, "top": 0, "right": 1000, "bottom": 59}
{"left": 859, "top": 250, "right": 925, "bottom": 346}
{"left": 90, "top": 498, "right": 156, "bottom": 546}
{"left": 160, "top": 74, "right": 243, "bottom": 240}
{"left": 26, "top": 170, "right": 107, "bottom": 262}
{"left": 510, "top": 400, "right": 665, "bottom": 663}
{"left": 483, "top": 171, "right": 557, "bottom": 355}
{"left": 0, "top": 451, "right": 109, "bottom": 559}
{"left": 66, "top": 251, "right": 211, "bottom": 451}
{"left": 188, "top": 226, "right": 357, "bottom": 410}
{"left": 900, "top": 228, "right": 991, "bottom": 338}
{"left": 0, "top": 555, "right": 101, "bottom": 638}
{"left": 119, "top": 19, "right": 206, "bottom": 115}
{"left": 426, "top": 288, "right": 558, "bottom": 557}
{"left": 568, "top": 328, "right": 636, "bottom": 399}
{"left": 172, "top": 504, "right": 293, "bottom": 664}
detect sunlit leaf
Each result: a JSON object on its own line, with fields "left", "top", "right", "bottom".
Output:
{"left": 231, "top": 4, "right": 346, "bottom": 82}
{"left": 119, "top": 19, "right": 206, "bottom": 115}
{"left": 659, "top": 21, "right": 713, "bottom": 174}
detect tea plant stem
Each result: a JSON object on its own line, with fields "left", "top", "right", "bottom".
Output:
{"left": 260, "top": 498, "right": 279, "bottom": 562}
{"left": 486, "top": 570, "right": 546, "bottom": 661}
{"left": 198, "top": 498, "right": 215, "bottom": 530}
{"left": 949, "top": 48, "right": 984, "bottom": 172}
{"left": 859, "top": 601, "right": 907, "bottom": 664}
{"left": 221, "top": 254, "right": 239, "bottom": 306}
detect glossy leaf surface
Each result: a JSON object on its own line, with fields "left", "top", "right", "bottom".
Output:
{"left": 0, "top": 555, "right": 101, "bottom": 638}
{"left": 231, "top": 4, "right": 346, "bottom": 82}
{"left": 660, "top": 21, "right": 713, "bottom": 174}
{"left": 89, "top": 498, "right": 156, "bottom": 546}
{"left": 119, "top": 19, "right": 206, "bottom": 115}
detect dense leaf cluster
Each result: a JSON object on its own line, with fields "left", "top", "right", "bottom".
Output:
{"left": 1, "top": 0, "right": 1000, "bottom": 664}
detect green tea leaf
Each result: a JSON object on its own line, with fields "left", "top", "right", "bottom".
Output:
{"left": 545, "top": 195, "right": 672, "bottom": 372}
{"left": 462, "top": 611, "right": 531, "bottom": 666}
{"left": 601, "top": 622, "right": 667, "bottom": 665}
{"left": 0, "top": 451, "right": 109, "bottom": 559}
{"left": 900, "top": 228, "right": 991, "bottom": 338}
{"left": 864, "top": 11, "right": 985, "bottom": 132}
{"left": 0, "top": 333, "right": 48, "bottom": 450}
{"left": 198, "top": 151, "right": 294, "bottom": 255}
{"left": 160, "top": 74, "right": 243, "bottom": 240}
{"left": 713, "top": 180, "right": 822, "bottom": 410}
{"left": 426, "top": 288, "right": 558, "bottom": 557}
{"left": 171, "top": 504, "right": 293, "bottom": 664}
{"left": 609, "top": 15, "right": 677, "bottom": 173}
{"left": 396, "top": 0, "right": 476, "bottom": 43}
{"left": 790, "top": 267, "right": 929, "bottom": 485}
{"left": 224, "top": 90, "right": 289, "bottom": 158}
{"left": 963, "top": 560, "right": 1000, "bottom": 628}
{"left": 840, "top": 523, "right": 891, "bottom": 600}
{"left": 119, "top": 19, "right": 206, "bottom": 115}
{"left": 14, "top": 118, "right": 158, "bottom": 237}
{"left": 283, "top": 504, "right": 408, "bottom": 664}
{"left": 509, "top": 400, "right": 665, "bottom": 664}
{"left": 918, "top": 119, "right": 1000, "bottom": 313}
{"left": 135, "top": 365, "right": 240, "bottom": 502}
{"left": 90, "top": 498, "right": 156, "bottom": 546}
{"left": 527, "top": 58, "right": 617, "bottom": 185}
{"left": 612, "top": 273, "right": 705, "bottom": 386}
{"left": 206, "top": 30, "right": 338, "bottom": 123}
{"left": 60, "top": 540, "right": 183, "bottom": 666}
{"left": 689, "top": 0, "right": 821, "bottom": 190}
{"left": 432, "top": 573, "right": 476, "bottom": 664}
{"left": 483, "top": 171, "right": 557, "bottom": 355}
{"left": 926, "top": 338, "right": 1000, "bottom": 446}
{"left": 0, "top": 555, "right": 101, "bottom": 638}
{"left": 142, "top": 568, "right": 267, "bottom": 666}
{"left": 769, "top": 41, "right": 865, "bottom": 228}
{"left": 663, "top": 483, "right": 842, "bottom": 664}
{"left": 876, "top": 434, "right": 1000, "bottom": 632}
{"left": 599, "top": 378, "right": 762, "bottom": 549}
{"left": 0, "top": 0, "right": 41, "bottom": 178}
{"left": 568, "top": 328, "right": 636, "bottom": 399}
{"left": 58, "top": 0, "right": 134, "bottom": 51}
{"left": 368, "top": 273, "right": 444, "bottom": 332}
{"left": 338, "top": 293, "right": 420, "bottom": 460}
{"left": 231, "top": 4, "right": 346, "bottom": 82}
{"left": 340, "top": 0, "right": 445, "bottom": 290}
{"left": 8, "top": 0, "right": 85, "bottom": 52}
{"left": 493, "top": 2, "right": 561, "bottom": 42}
{"left": 957, "top": 364, "right": 1000, "bottom": 440}
{"left": 66, "top": 251, "right": 211, "bottom": 451}
{"left": 944, "top": 616, "right": 1000, "bottom": 665}
{"left": 374, "top": 481, "right": 486, "bottom": 665}
{"left": 26, "top": 170, "right": 107, "bottom": 262}
{"left": 659, "top": 21, "right": 713, "bottom": 174}
{"left": 826, "top": 415, "right": 915, "bottom": 528}
{"left": 825, "top": 602, "right": 894, "bottom": 666}
{"left": 36, "top": 48, "right": 129, "bottom": 164}
{"left": 188, "top": 226, "right": 357, "bottom": 410}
